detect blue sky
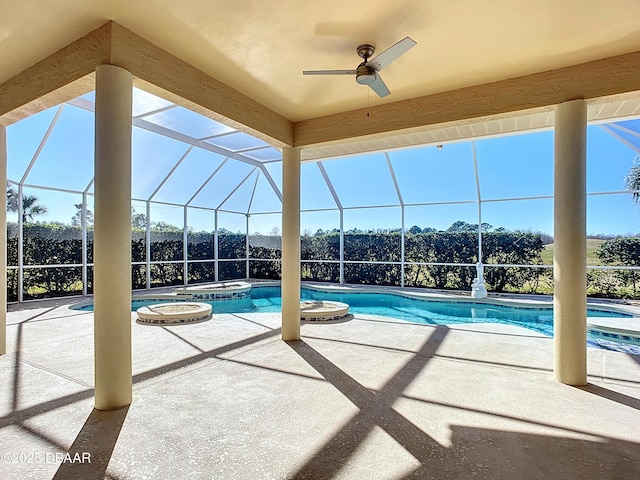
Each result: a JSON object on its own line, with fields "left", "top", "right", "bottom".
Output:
{"left": 6, "top": 90, "right": 640, "bottom": 237}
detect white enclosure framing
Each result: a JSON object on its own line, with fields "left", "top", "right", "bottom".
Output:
{"left": 5, "top": 89, "right": 640, "bottom": 302}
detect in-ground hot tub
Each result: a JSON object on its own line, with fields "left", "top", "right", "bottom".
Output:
{"left": 300, "top": 300, "right": 350, "bottom": 322}
{"left": 136, "top": 302, "right": 212, "bottom": 325}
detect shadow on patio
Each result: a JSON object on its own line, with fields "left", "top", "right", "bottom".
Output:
{"left": 1, "top": 306, "right": 639, "bottom": 479}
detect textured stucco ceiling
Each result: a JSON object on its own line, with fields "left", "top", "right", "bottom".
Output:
{"left": 1, "top": 0, "right": 640, "bottom": 122}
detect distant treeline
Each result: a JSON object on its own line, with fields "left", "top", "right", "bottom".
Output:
{"left": 7, "top": 223, "right": 640, "bottom": 301}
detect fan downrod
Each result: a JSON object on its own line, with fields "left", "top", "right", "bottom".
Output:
{"left": 356, "top": 44, "right": 375, "bottom": 61}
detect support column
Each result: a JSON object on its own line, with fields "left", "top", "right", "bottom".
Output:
{"left": 281, "top": 147, "right": 301, "bottom": 341}
{"left": 554, "top": 99, "right": 587, "bottom": 386}
{"left": 0, "top": 127, "right": 6, "bottom": 355}
{"left": 94, "top": 65, "right": 133, "bottom": 410}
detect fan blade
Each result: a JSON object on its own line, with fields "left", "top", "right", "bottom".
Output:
{"left": 302, "top": 69, "right": 356, "bottom": 75}
{"left": 369, "top": 73, "right": 390, "bottom": 98}
{"left": 368, "top": 37, "right": 417, "bottom": 71}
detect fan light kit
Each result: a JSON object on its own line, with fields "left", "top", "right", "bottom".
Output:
{"left": 303, "top": 37, "right": 417, "bottom": 98}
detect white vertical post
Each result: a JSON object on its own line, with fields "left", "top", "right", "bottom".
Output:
{"left": 339, "top": 210, "right": 344, "bottom": 284}
{"left": 385, "top": 154, "right": 404, "bottom": 288}
{"left": 471, "top": 141, "right": 487, "bottom": 298}
{"left": 282, "top": 147, "right": 301, "bottom": 341}
{"left": 554, "top": 99, "right": 587, "bottom": 386}
{"left": 145, "top": 201, "right": 151, "bottom": 289}
{"left": 183, "top": 206, "right": 189, "bottom": 286}
{"left": 17, "top": 185, "right": 23, "bottom": 303}
{"left": 400, "top": 206, "right": 405, "bottom": 287}
{"left": 214, "top": 210, "right": 219, "bottom": 282}
{"left": 246, "top": 214, "right": 250, "bottom": 279}
{"left": 473, "top": 142, "right": 483, "bottom": 264}
{"left": 0, "top": 127, "right": 6, "bottom": 354}
{"left": 93, "top": 64, "right": 133, "bottom": 410}
{"left": 81, "top": 192, "right": 88, "bottom": 296}
{"left": 16, "top": 106, "right": 63, "bottom": 303}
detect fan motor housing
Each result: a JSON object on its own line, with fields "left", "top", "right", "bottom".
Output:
{"left": 356, "top": 44, "right": 375, "bottom": 60}
{"left": 356, "top": 63, "right": 376, "bottom": 85}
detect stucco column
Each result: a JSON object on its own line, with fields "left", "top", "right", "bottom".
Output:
{"left": 94, "top": 65, "right": 133, "bottom": 410}
{"left": 281, "top": 147, "right": 301, "bottom": 341}
{"left": 554, "top": 99, "right": 587, "bottom": 386}
{"left": 0, "top": 127, "right": 7, "bottom": 355}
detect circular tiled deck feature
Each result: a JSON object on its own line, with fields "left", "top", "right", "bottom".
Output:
{"left": 300, "top": 300, "right": 350, "bottom": 322}
{"left": 136, "top": 302, "right": 212, "bottom": 325}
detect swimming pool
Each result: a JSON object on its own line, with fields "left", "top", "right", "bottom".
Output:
{"left": 73, "top": 285, "right": 640, "bottom": 353}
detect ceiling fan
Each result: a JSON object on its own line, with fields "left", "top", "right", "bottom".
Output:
{"left": 303, "top": 37, "right": 417, "bottom": 98}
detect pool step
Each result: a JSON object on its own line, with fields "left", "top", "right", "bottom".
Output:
{"left": 587, "top": 317, "right": 640, "bottom": 344}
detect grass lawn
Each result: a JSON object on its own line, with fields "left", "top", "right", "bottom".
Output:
{"left": 542, "top": 238, "right": 605, "bottom": 265}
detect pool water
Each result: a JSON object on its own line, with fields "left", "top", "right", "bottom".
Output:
{"left": 74, "top": 285, "right": 640, "bottom": 352}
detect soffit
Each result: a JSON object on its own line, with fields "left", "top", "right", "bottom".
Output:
{"left": 301, "top": 92, "right": 640, "bottom": 161}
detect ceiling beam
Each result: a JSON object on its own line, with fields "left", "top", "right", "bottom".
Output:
{"left": 293, "top": 50, "right": 640, "bottom": 147}
{"left": 110, "top": 23, "right": 293, "bottom": 147}
{"left": 0, "top": 22, "right": 111, "bottom": 126}
{"left": 0, "top": 22, "right": 294, "bottom": 148}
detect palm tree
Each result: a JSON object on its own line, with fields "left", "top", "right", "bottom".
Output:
{"left": 625, "top": 156, "right": 640, "bottom": 203}
{"left": 7, "top": 186, "right": 49, "bottom": 222}
{"left": 21, "top": 194, "right": 48, "bottom": 223}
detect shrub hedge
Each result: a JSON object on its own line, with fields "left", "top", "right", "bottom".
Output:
{"left": 7, "top": 223, "right": 640, "bottom": 301}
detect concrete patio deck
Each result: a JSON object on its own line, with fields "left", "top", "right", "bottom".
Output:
{"left": 1, "top": 298, "right": 640, "bottom": 479}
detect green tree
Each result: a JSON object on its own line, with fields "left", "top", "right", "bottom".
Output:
{"left": 625, "top": 156, "right": 640, "bottom": 203}
{"left": 21, "top": 195, "right": 48, "bottom": 223}
{"left": 7, "top": 187, "right": 48, "bottom": 223}
{"left": 151, "top": 221, "right": 182, "bottom": 233}
{"left": 446, "top": 221, "right": 492, "bottom": 233}
{"left": 6, "top": 185, "right": 18, "bottom": 212}
{"left": 131, "top": 207, "right": 147, "bottom": 229}
{"left": 71, "top": 203, "right": 94, "bottom": 227}
{"left": 447, "top": 220, "right": 474, "bottom": 232}
{"left": 597, "top": 237, "right": 640, "bottom": 295}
